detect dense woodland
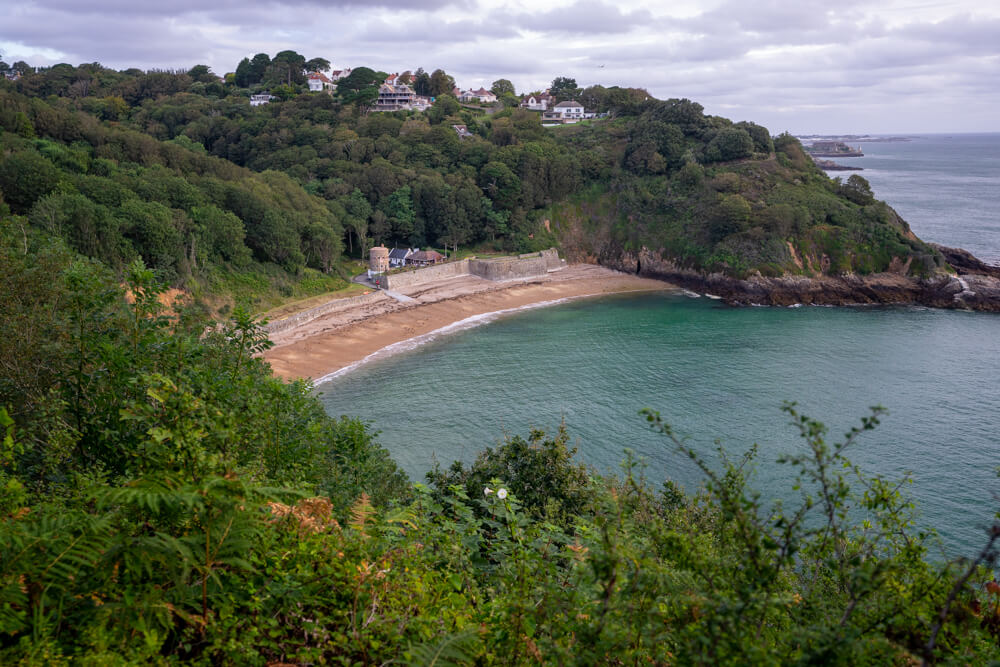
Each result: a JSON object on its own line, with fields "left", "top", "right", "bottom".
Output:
{"left": 1, "top": 58, "right": 996, "bottom": 664}
{"left": 1, "top": 56, "right": 946, "bottom": 308}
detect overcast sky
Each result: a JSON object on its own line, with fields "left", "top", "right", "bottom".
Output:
{"left": 2, "top": 0, "right": 998, "bottom": 133}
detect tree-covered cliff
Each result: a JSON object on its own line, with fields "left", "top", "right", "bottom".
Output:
{"left": 1, "top": 60, "right": 950, "bottom": 311}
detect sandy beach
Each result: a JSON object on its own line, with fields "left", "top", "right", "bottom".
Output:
{"left": 264, "top": 264, "right": 674, "bottom": 382}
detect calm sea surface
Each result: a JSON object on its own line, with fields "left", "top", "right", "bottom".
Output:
{"left": 319, "top": 134, "right": 1000, "bottom": 557}
{"left": 823, "top": 133, "right": 1000, "bottom": 264}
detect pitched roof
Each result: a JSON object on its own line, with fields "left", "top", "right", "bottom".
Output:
{"left": 308, "top": 71, "right": 332, "bottom": 83}
{"left": 474, "top": 87, "right": 492, "bottom": 96}
{"left": 554, "top": 100, "right": 581, "bottom": 108}
{"left": 409, "top": 250, "right": 444, "bottom": 262}
{"left": 388, "top": 248, "right": 411, "bottom": 260}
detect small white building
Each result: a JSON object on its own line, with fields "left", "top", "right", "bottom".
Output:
{"left": 250, "top": 93, "right": 276, "bottom": 106}
{"left": 388, "top": 247, "right": 413, "bottom": 268}
{"left": 329, "top": 68, "right": 352, "bottom": 81}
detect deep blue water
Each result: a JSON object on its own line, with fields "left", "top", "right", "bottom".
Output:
{"left": 318, "top": 133, "right": 1000, "bottom": 557}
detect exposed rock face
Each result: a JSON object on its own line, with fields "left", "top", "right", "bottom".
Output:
{"left": 931, "top": 244, "right": 1000, "bottom": 279}
{"left": 574, "top": 245, "right": 1000, "bottom": 312}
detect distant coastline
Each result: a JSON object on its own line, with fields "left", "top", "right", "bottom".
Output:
{"left": 812, "top": 157, "right": 863, "bottom": 171}
{"left": 796, "top": 134, "right": 912, "bottom": 143}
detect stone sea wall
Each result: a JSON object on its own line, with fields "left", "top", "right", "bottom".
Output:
{"left": 265, "top": 291, "right": 389, "bottom": 335}
{"left": 470, "top": 256, "right": 548, "bottom": 281}
{"left": 383, "top": 248, "right": 564, "bottom": 289}
{"left": 383, "top": 259, "right": 471, "bottom": 290}
{"left": 267, "top": 249, "right": 568, "bottom": 334}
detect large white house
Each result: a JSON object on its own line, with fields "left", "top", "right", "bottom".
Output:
{"left": 541, "top": 100, "right": 595, "bottom": 124}
{"left": 307, "top": 72, "right": 334, "bottom": 92}
{"left": 374, "top": 83, "right": 417, "bottom": 111}
{"left": 458, "top": 87, "right": 497, "bottom": 104}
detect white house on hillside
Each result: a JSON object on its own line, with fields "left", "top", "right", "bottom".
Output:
{"left": 250, "top": 93, "right": 276, "bottom": 106}
{"left": 541, "top": 100, "right": 594, "bottom": 124}
{"left": 459, "top": 87, "right": 497, "bottom": 104}
{"left": 307, "top": 72, "right": 334, "bottom": 92}
{"left": 520, "top": 92, "right": 553, "bottom": 111}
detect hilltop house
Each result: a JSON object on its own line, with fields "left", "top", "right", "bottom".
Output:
{"left": 307, "top": 71, "right": 334, "bottom": 92}
{"left": 459, "top": 87, "right": 497, "bottom": 104}
{"left": 329, "top": 68, "right": 352, "bottom": 81}
{"left": 520, "top": 92, "right": 553, "bottom": 111}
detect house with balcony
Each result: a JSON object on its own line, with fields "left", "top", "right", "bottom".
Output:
{"left": 541, "top": 100, "right": 595, "bottom": 124}
{"left": 374, "top": 83, "right": 417, "bottom": 111}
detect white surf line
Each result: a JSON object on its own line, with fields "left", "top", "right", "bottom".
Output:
{"left": 954, "top": 276, "right": 976, "bottom": 300}
{"left": 312, "top": 287, "right": 672, "bottom": 385}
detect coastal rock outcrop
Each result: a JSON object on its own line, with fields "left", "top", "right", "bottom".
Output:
{"left": 571, "top": 245, "right": 1000, "bottom": 312}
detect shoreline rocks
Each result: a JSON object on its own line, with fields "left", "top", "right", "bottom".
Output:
{"left": 592, "top": 247, "right": 1000, "bottom": 313}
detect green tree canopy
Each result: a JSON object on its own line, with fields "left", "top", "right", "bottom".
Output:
{"left": 0, "top": 150, "right": 61, "bottom": 213}
{"left": 412, "top": 67, "right": 431, "bottom": 96}
{"left": 705, "top": 127, "right": 754, "bottom": 163}
{"left": 187, "top": 64, "right": 216, "bottom": 83}
{"left": 550, "top": 76, "right": 580, "bottom": 101}
{"left": 490, "top": 79, "right": 515, "bottom": 97}
{"left": 304, "top": 57, "right": 331, "bottom": 73}
{"left": 429, "top": 69, "right": 456, "bottom": 97}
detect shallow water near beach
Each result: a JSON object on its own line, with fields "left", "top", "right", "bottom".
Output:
{"left": 318, "top": 292, "right": 1000, "bottom": 557}
{"left": 319, "top": 134, "right": 1000, "bottom": 557}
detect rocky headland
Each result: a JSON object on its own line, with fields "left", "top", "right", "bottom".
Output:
{"left": 585, "top": 246, "right": 1000, "bottom": 312}
{"left": 813, "top": 157, "right": 863, "bottom": 171}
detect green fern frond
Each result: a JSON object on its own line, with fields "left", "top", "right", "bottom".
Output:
{"left": 404, "top": 628, "right": 480, "bottom": 667}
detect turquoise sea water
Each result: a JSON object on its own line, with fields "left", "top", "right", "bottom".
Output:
{"left": 318, "top": 133, "right": 1000, "bottom": 557}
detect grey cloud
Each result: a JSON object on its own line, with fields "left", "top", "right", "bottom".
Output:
{"left": 892, "top": 14, "right": 1000, "bottom": 52}
{"left": 507, "top": 0, "right": 653, "bottom": 35}
{"left": 20, "top": 0, "right": 461, "bottom": 16}
{"left": 355, "top": 16, "right": 518, "bottom": 45}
